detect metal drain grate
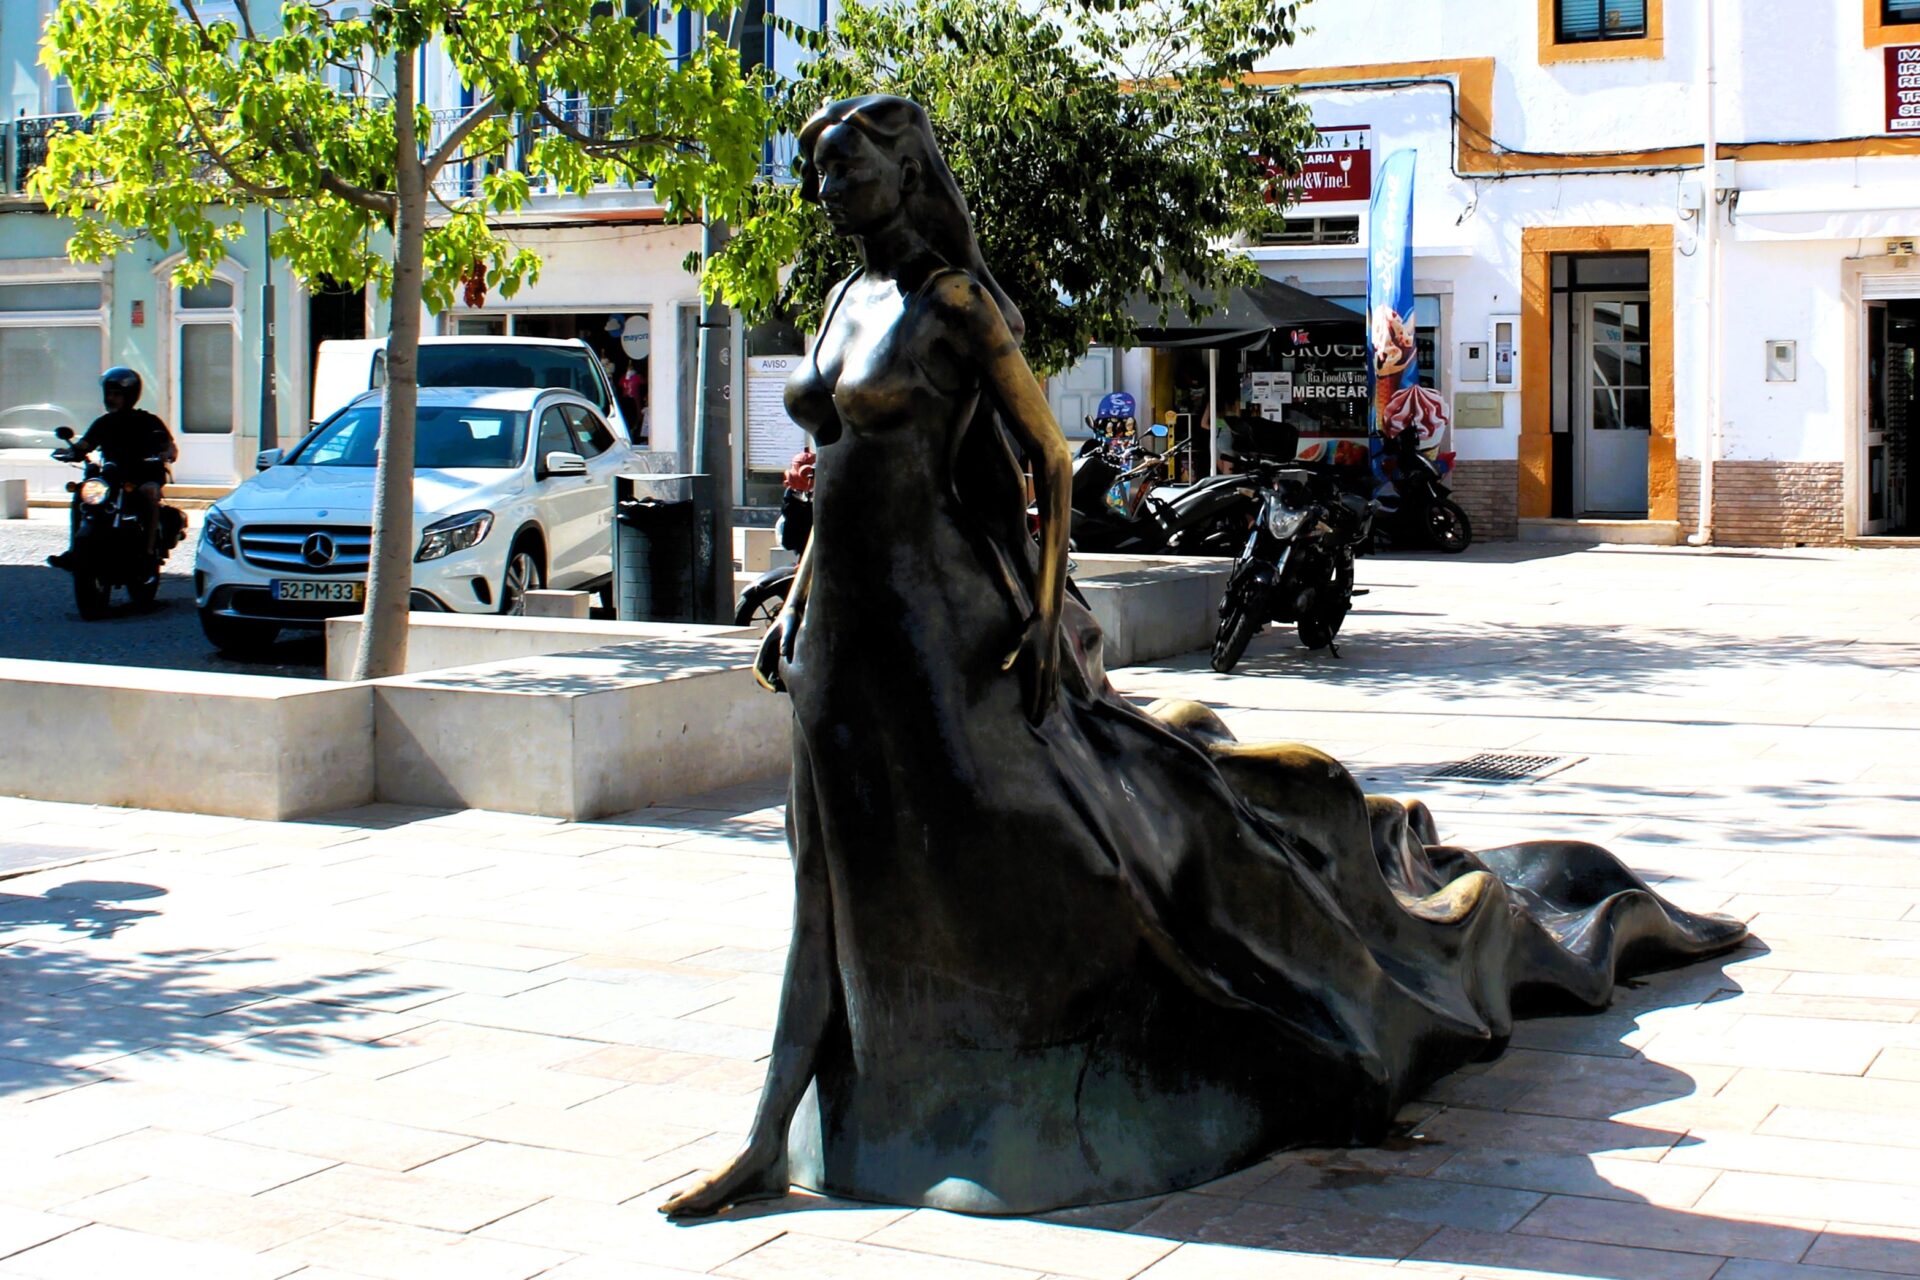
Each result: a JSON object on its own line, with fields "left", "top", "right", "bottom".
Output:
{"left": 1425, "top": 753, "right": 1583, "bottom": 783}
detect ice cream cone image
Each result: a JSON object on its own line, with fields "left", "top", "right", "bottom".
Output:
{"left": 1370, "top": 305, "right": 1416, "bottom": 436}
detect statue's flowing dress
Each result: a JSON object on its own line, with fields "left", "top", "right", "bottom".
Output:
{"left": 775, "top": 270, "right": 1744, "bottom": 1214}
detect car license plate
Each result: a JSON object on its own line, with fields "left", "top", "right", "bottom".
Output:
{"left": 271, "top": 579, "right": 366, "bottom": 603}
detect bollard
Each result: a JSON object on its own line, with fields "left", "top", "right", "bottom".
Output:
{"left": 0, "top": 479, "right": 26, "bottom": 520}
{"left": 521, "top": 590, "right": 592, "bottom": 620}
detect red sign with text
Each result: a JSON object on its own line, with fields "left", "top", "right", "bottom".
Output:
{"left": 1293, "top": 126, "right": 1373, "bottom": 203}
{"left": 1888, "top": 45, "right": 1920, "bottom": 133}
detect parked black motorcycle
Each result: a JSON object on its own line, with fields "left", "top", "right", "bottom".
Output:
{"left": 1371, "top": 428, "right": 1472, "bottom": 553}
{"left": 1211, "top": 463, "right": 1377, "bottom": 674}
{"left": 1068, "top": 432, "right": 1258, "bottom": 556}
{"left": 51, "top": 427, "right": 187, "bottom": 620}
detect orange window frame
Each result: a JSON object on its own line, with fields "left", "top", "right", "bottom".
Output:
{"left": 1538, "top": 0, "right": 1664, "bottom": 64}
{"left": 1867, "top": 0, "right": 1920, "bottom": 46}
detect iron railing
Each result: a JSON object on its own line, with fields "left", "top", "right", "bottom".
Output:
{"left": 425, "top": 94, "right": 801, "bottom": 202}
{"left": 3, "top": 112, "right": 92, "bottom": 196}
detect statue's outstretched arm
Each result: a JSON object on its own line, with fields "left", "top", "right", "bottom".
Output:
{"left": 932, "top": 273, "right": 1071, "bottom": 723}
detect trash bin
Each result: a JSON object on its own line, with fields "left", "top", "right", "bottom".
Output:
{"left": 613, "top": 472, "right": 714, "bottom": 622}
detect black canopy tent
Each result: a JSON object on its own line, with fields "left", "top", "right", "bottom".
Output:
{"left": 1126, "top": 276, "right": 1363, "bottom": 349}
{"left": 1124, "top": 278, "right": 1363, "bottom": 474}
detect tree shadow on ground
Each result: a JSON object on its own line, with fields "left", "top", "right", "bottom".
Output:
{"left": 1183, "top": 614, "right": 1915, "bottom": 704}
{"left": 0, "top": 879, "right": 434, "bottom": 1100}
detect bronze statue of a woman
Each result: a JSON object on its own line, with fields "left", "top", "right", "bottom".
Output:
{"left": 661, "top": 95, "right": 1744, "bottom": 1219}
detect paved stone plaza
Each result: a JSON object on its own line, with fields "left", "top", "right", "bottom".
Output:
{"left": 2, "top": 542, "right": 1918, "bottom": 1280}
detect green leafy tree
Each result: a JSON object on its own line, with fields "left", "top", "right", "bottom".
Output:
{"left": 33, "top": 0, "right": 767, "bottom": 676}
{"left": 704, "top": 0, "right": 1317, "bottom": 377}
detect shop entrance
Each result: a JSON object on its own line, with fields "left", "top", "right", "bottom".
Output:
{"left": 1864, "top": 299, "right": 1920, "bottom": 535}
{"left": 1551, "top": 252, "right": 1652, "bottom": 517}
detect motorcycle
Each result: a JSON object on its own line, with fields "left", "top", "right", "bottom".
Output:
{"left": 1371, "top": 428, "right": 1472, "bottom": 554}
{"left": 1067, "top": 422, "right": 1261, "bottom": 557}
{"left": 1210, "top": 462, "right": 1377, "bottom": 674}
{"left": 51, "top": 426, "right": 187, "bottom": 620}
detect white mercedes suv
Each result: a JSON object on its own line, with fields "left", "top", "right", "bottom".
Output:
{"left": 195, "top": 386, "right": 633, "bottom": 653}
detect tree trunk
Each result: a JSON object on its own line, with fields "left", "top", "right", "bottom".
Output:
{"left": 352, "top": 45, "right": 426, "bottom": 681}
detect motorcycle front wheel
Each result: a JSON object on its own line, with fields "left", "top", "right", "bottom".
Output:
{"left": 1211, "top": 603, "right": 1258, "bottom": 674}
{"left": 1430, "top": 499, "right": 1473, "bottom": 553}
{"left": 72, "top": 567, "right": 112, "bottom": 620}
{"left": 734, "top": 578, "right": 790, "bottom": 628}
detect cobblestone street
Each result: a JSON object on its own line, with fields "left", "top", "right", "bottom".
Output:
{"left": 1, "top": 543, "right": 1918, "bottom": 1278}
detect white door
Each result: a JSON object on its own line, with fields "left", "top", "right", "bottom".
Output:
{"left": 1577, "top": 294, "right": 1652, "bottom": 516}
{"left": 1048, "top": 347, "right": 1116, "bottom": 440}
{"left": 532, "top": 404, "right": 599, "bottom": 584}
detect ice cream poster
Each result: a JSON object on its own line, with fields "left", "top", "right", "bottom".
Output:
{"left": 1367, "top": 149, "right": 1452, "bottom": 477}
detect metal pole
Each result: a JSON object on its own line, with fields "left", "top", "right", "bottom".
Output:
{"left": 259, "top": 206, "right": 278, "bottom": 450}
{"left": 1689, "top": 0, "right": 1718, "bottom": 546}
{"left": 695, "top": 216, "right": 735, "bottom": 623}
{"left": 1207, "top": 347, "right": 1220, "bottom": 476}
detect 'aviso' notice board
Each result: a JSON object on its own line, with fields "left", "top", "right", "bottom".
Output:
{"left": 746, "top": 355, "right": 809, "bottom": 471}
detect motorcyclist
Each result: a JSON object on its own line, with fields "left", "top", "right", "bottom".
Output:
{"left": 47, "top": 367, "right": 177, "bottom": 572}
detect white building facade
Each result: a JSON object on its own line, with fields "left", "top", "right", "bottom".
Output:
{"left": 1096, "top": 0, "right": 1920, "bottom": 545}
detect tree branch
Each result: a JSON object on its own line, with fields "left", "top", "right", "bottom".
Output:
{"left": 423, "top": 95, "right": 497, "bottom": 178}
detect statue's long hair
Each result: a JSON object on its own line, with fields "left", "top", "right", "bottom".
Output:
{"left": 797, "top": 95, "right": 1023, "bottom": 343}
{"left": 798, "top": 95, "right": 1047, "bottom": 617}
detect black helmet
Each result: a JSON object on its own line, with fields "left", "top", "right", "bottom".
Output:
{"left": 101, "top": 366, "right": 142, "bottom": 406}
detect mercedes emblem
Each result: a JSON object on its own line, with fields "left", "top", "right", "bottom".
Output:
{"left": 302, "top": 532, "right": 337, "bottom": 567}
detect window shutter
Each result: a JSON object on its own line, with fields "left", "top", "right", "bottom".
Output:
{"left": 1558, "top": 0, "right": 1602, "bottom": 39}
{"left": 1606, "top": 0, "right": 1647, "bottom": 31}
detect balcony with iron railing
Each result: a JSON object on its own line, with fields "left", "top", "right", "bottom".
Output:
{"left": 426, "top": 94, "right": 803, "bottom": 205}
{"left": 2, "top": 112, "right": 93, "bottom": 197}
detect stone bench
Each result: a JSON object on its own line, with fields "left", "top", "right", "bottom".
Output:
{"left": 370, "top": 637, "right": 787, "bottom": 820}
{"left": 0, "top": 659, "right": 374, "bottom": 819}
{"left": 324, "top": 612, "right": 757, "bottom": 680}
{"left": 1074, "top": 560, "right": 1232, "bottom": 668}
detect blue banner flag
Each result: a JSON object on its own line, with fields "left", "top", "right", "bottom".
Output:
{"left": 1366, "top": 149, "right": 1451, "bottom": 492}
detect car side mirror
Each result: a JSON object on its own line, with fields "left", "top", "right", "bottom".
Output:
{"left": 541, "top": 450, "right": 587, "bottom": 479}
{"left": 255, "top": 448, "right": 283, "bottom": 471}
{"left": 55, "top": 426, "right": 74, "bottom": 442}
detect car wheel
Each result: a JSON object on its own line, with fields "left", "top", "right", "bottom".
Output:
{"left": 200, "top": 609, "right": 280, "bottom": 655}
{"left": 500, "top": 543, "right": 545, "bottom": 616}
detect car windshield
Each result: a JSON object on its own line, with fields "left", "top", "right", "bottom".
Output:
{"left": 290, "top": 404, "right": 529, "bottom": 469}
{"left": 417, "top": 344, "right": 608, "bottom": 411}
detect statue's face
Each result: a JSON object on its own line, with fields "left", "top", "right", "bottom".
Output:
{"left": 813, "top": 122, "right": 905, "bottom": 234}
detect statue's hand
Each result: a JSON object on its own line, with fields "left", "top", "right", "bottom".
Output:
{"left": 1002, "top": 611, "right": 1060, "bottom": 725}
{"left": 753, "top": 602, "right": 800, "bottom": 693}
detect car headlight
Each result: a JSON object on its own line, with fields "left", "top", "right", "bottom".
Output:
{"left": 201, "top": 506, "right": 235, "bottom": 557}
{"left": 78, "top": 478, "right": 111, "bottom": 506}
{"left": 1266, "top": 502, "right": 1311, "bottom": 540}
{"left": 416, "top": 510, "right": 495, "bottom": 563}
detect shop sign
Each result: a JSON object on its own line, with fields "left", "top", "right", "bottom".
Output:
{"left": 1888, "top": 45, "right": 1920, "bottom": 133}
{"left": 1292, "top": 126, "right": 1372, "bottom": 203}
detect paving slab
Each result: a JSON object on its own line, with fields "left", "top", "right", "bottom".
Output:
{"left": 1, "top": 544, "right": 1919, "bottom": 1278}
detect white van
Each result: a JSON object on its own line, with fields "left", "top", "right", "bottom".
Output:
{"left": 310, "top": 336, "right": 633, "bottom": 442}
